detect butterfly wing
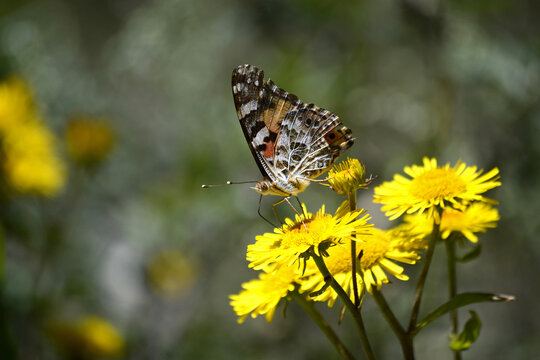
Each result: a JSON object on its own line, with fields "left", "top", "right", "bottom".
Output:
{"left": 232, "top": 64, "right": 301, "bottom": 181}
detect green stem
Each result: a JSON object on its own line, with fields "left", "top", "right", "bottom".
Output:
{"left": 445, "top": 238, "right": 461, "bottom": 360}
{"left": 371, "top": 289, "right": 414, "bottom": 360}
{"left": 293, "top": 291, "right": 356, "bottom": 360}
{"left": 408, "top": 211, "right": 441, "bottom": 333}
{"left": 348, "top": 191, "right": 360, "bottom": 307}
{"left": 311, "top": 251, "right": 375, "bottom": 360}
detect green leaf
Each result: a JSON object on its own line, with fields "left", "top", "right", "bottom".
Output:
{"left": 414, "top": 292, "right": 515, "bottom": 335}
{"left": 457, "top": 243, "right": 482, "bottom": 263}
{"left": 449, "top": 311, "right": 482, "bottom": 351}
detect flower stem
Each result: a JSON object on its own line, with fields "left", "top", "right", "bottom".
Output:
{"left": 445, "top": 238, "right": 461, "bottom": 360}
{"left": 348, "top": 191, "right": 360, "bottom": 307}
{"left": 408, "top": 212, "right": 441, "bottom": 333}
{"left": 311, "top": 251, "right": 376, "bottom": 360}
{"left": 371, "top": 289, "right": 414, "bottom": 359}
{"left": 293, "top": 291, "right": 356, "bottom": 360}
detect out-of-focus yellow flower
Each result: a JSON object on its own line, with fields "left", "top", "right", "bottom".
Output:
{"left": 0, "top": 77, "right": 65, "bottom": 196}
{"left": 65, "top": 116, "right": 115, "bottom": 167}
{"left": 146, "top": 249, "right": 196, "bottom": 299}
{"left": 0, "top": 77, "right": 35, "bottom": 132}
{"left": 47, "top": 315, "right": 125, "bottom": 359}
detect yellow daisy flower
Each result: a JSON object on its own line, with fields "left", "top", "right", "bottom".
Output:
{"left": 229, "top": 265, "right": 301, "bottom": 323}
{"left": 404, "top": 202, "right": 500, "bottom": 243}
{"left": 358, "top": 228, "right": 422, "bottom": 293}
{"left": 247, "top": 204, "right": 372, "bottom": 271}
{"left": 302, "top": 228, "right": 423, "bottom": 303}
{"left": 300, "top": 243, "right": 361, "bottom": 307}
{"left": 374, "top": 157, "right": 501, "bottom": 220}
{"left": 327, "top": 157, "right": 368, "bottom": 195}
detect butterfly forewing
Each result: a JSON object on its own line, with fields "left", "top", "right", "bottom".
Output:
{"left": 232, "top": 65, "right": 270, "bottom": 177}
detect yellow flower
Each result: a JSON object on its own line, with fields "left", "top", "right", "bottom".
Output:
{"left": 66, "top": 115, "right": 115, "bottom": 167}
{"left": 302, "top": 228, "right": 422, "bottom": 299}
{"left": 374, "top": 157, "right": 501, "bottom": 220}
{"left": 47, "top": 315, "right": 125, "bottom": 358}
{"left": 327, "top": 157, "right": 368, "bottom": 194}
{"left": 146, "top": 249, "right": 196, "bottom": 299}
{"left": 0, "top": 77, "right": 65, "bottom": 196}
{"left": 300, "top": 243, "right": 361, "bottom": 307}
{"left": 247, "top": 204, "right": 372, "bottom": 271}
{"left": 229, "top": 266, "right": 301, "bottom": 323}
{"left": 0, "top": 77, "right": 35, "bottom": 132}
{"left": 404, "top": 202, "right": 500, "bottom": 243}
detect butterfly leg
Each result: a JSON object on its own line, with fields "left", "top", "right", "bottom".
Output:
{"left": 272, "top": 196, "right": 308, "bottom": 231}
{"left": 294, "top": 196, "right": 306, "bottom": 217}
{"left": 270, "top": 197, "right": 287, "bottom": 227}
{"left": 258, "top": 194, "right": 279, "bottom": 228}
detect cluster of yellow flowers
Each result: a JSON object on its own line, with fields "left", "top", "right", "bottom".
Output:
{"left": 230, "top": 157, "right": 501, "bottom": 323}
{"left": 0, "top": 77, "right": 117, "bottom": 198}
{"left": 0, "top": 77, "right": 65, "bottom": 196}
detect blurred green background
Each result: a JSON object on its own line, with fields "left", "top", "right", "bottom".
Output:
{"left": 0, "top": 0, "right": 538, "bottom": 359}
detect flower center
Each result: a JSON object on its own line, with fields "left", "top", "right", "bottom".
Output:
{"left": 281, "top": 215, "right": 334, "bottom": 248}
{"left": 325, "top": 244, "right": 352, "bottom": 274}
{"left": 441, "top": 209, "right": 464, "bottom": 228}
{"left": 358, "top": 234, "right": 390, "bottom": 269}
{"left": 409, "top": 168, "right": 466, "bottom": 201}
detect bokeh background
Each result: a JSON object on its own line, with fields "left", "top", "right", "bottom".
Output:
{"left": 1, "top": 0, "right": 539, "bottom": 359}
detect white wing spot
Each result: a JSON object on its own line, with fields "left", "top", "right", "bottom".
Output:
{"left": 255, "top": 80, "right": 259, "bottom": 86}
{"left": 241, "top": 99, "right": 258, "bottom": 117}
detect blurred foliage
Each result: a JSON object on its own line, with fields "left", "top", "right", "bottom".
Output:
{"left": 0, "top": 0, "right": 538, "bottom": 359}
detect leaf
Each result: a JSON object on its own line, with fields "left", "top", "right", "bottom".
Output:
{"left": 457, "top": 243, "right": 482, "bottom": 263}
{"left": 414, "top": 292, "right": 515, "bottom": 335}
{"left": 449, "top": 311, "right": 482, "bottom": 351}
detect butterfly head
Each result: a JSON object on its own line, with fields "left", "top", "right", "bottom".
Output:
{"left": 251, "top": 177, "right": 310, "bottom": 197}
{"left": 251, "top": 179, "right": 290, "bottom": 196}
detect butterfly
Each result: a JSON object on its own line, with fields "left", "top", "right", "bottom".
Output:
{"left": 231, "top": 64, "right": 354, "bottom": 200}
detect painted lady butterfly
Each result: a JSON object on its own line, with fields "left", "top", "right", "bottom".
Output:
{"left": 232, "top": 64, "right": 354, "bottom": 198}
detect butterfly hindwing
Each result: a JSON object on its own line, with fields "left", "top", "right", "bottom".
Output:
{"left": 274, "top": 103, "right": 353, "bottom": 181}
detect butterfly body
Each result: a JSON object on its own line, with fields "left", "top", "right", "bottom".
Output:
{"left": 232, "top": 64, "right": 354, "bottom": 197}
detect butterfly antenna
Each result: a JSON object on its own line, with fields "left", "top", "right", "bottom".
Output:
{"left": 201, "top": 180, "right": 258, "bottom": 188}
